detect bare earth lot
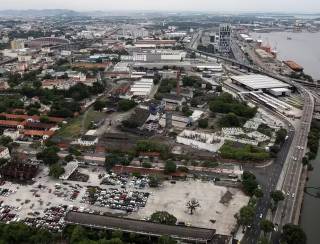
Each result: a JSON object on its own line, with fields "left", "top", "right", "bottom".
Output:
{"left": 131, "top": 180, "right": 249, "bottom": 235}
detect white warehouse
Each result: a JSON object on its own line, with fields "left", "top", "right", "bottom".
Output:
{"left": 176, "top": 130, "right": 223, "bottom": 153}
{"left": 130, "top": 78, "right": 154, "bottom": 97}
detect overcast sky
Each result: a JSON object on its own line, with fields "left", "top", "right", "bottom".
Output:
{"left": 0, "top": 0, "right": 319, "bottom": 12}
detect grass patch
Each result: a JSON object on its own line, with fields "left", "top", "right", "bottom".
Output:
{"left": 83, "top": 108, "right": 105, "bottom": 129}
{"left": 220, "top": 141, "right": 270, "bottom": 162}
{"left": 56, "top": 108, "right": 105, "bottom": 139}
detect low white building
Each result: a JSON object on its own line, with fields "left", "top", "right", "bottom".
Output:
{"left": 122, "top": 50, "right": 186, "bottom": 62}
{"left": 130, "top": 78, "right": 154, "bottom": 97}
{"left": 195, "top": 64, "right": 223, "bottom": 72}
{"left": 0, "top": 146, "right": 10, "bottom": 159}
{"left": 177, "top": 130, "right": 223, "bottom": 153}
{"left": 3, "top": 129, "right": 20, "bottom": 140}
{"left": 76, "top": 135, "right": 99, "bottom": 147}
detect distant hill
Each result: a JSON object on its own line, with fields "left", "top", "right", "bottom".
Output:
{"left": 0, "top": 9, "right": 82, "bottom": 17}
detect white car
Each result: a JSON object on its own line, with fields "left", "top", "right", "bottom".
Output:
{"left": 292, "top": 193, "right": 295, "bottom": 198}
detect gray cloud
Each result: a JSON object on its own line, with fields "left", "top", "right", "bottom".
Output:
{"left": 0, "top": 0, "right": 319, "bottom": 12}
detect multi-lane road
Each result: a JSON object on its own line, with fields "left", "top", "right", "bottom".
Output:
{"left": 273, "top": 86, "right": 314, "bottom": 226}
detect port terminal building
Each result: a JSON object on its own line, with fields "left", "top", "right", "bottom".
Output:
{"left": 230, "top": 74, "right": 292, "bottom": 96}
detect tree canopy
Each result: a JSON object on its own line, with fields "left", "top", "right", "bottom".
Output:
{"left": 150, "top": 211, "right": 177, "bottom": 225}
{"left": 281, "top": 224, "right": 307, "bottom": 244}
{"left": 209, "top": 93, "right": 257, "bottom": 119}
{"left": 242, "top": 171, "right": 259, "bottom": 196}
{"left": 49, "top": 163, "right": 65, "bottom": 179}
{"left": 36, "top": 146, "right": 60, "bottom": 165}
{"left": 270, "top": 190, "right": 285, "bottom": 204}
{"left": 238, "top": 205, "right": 255, "bottom": 227}
{"left": 164, "top": 161, "right": 177, "bottom": 174}
{"left": 260, "top": 219, "right": 274, "bottom": 235}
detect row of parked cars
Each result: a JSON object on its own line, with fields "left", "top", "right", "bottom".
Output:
{"left": 101, "top": 173, "right": 150, "bottom": 190}
{"left": 24, "top": 205, "right": 67, "bottom": 232}
{"left": 0, "top": 202, "right": 20, "bottom": 224}
{"left": 82, "top": 187, "right": 149, "bottom": 212}
{"left": 0, "top": 188, "right": 15, "bottom": 197}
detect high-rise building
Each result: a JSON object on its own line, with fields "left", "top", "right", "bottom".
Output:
{"left": 10, "top": 39, "right": 25, "bottom": 50}
{"left": 219, "top": 24, "right": 232, "bottom": 53}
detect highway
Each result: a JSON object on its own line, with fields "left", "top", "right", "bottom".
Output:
{"left": 273, "top": 86, "right": 314, "bottom": 227}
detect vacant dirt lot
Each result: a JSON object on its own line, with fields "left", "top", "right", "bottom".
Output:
{"left": 130, "top": 180, "right": 249, "bottom": 235}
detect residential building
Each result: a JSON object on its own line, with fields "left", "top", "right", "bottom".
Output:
{"left": 11, "top": 39, "right": 25, "bottom": 50}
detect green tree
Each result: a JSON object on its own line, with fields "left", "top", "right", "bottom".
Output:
{"left": 260, "top": 219, "right": 274, "bottom": 235}
{"left": 158, "top": 235, "right": 177, "bottom": 244}
{"left": 242, "top": 171, "right": 258, "bottom": 196}
{"left": 112, "top": 230, "right": 123, "bottom": 239}
{"left": 36, "top": 146, "right": 60, "bottom": 165}
{"left": 302, "top": 156, "right": 309, "bottom": 166}
{"left": 164, "top": 161, "right": 177, "bottom": 174}
{"left": 182, "top": 105, "right": 192, "bottom": 116}
{"left": 218, "top": 113, "right": 241, "bottom": 127}
{"left": 198, "top": 118, "right": 208, "bottom": 128}
{"left": 40, "top": 115, "right": 50, "bottom": 123}
{"left": 105, "top": 155, "right": 117, "bottom": 170}
{"left": 150, "top": 211, "right": 177, "bottom": 225}
{"left": 93, "top": 100, "right": 105, "bottom": 111}
{"left": 254, "top": 188, "right": 264, "bottom": 198}
{"left": 258, "top": 236, "right": 271, "bottom": 244}
{"left": 275, "top": 128, "right": 288, "bottom": 145}
{"left": 216, "top": 85, "right": 223, "bottom": 92}
{"left": 65, "top": 154, "right": 74, "bottom": 162}
{"left": 238, "top": 205, "right": 255, "bottom": 229}
{"left": 70, "top": 225, "right": 87, "bottom": 244}
{"left": 118, "top": 100, "right": 136, "bottom": 112}
{"left": 1, "top": 222, "right": 31, "bottom": 243}
{"left": 149, "top": 175, "right": 161, "bottom": 187}
{"left": 49, "top": 163, "right": 65, "bottom": 179}
{"left": 29, "top": 229, "right": 53, "bottom": 244}
{"left": 0, "top": 136, "right": 13, "bottom": 147}
{"left": 270, "top": 190, "right": 285, "bottom": 205}
{"left": 281, "top": 224, "right": 307, "bottom": 244}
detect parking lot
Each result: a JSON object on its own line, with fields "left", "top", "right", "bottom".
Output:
{"left": 130, "top": 180, "right": 249, "bottom": 235}
{"left": 0, "top": 166, "right": 152, "bottom": 222}
{"left": 0, "top": 165, "right": 249, "bottom": 235}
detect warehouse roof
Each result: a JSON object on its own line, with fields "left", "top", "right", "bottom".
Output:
{"left": 231, "top": 74, "right": 291, "bottom": 90}
{"left": 65, "top": 211, "right": 215, "bottom": 242}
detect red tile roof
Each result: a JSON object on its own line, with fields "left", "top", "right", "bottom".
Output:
{"left": 0, "top": 120, "right": 23, "bottom": 127}
{"left": 0, "top": 113, "right": 64, "bottom": 123}
{"left": 23, "top": 130, "right": 55, "bottom": 137}
{"left": 25, "top": 122, "right": 54, "bottom": 130}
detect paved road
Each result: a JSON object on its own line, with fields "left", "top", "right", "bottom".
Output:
{"left": 241, "top": 110, "right": 295, "bottom": 244}
{"left": 273, "top": 86, "right": 314, "bottom": 227}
